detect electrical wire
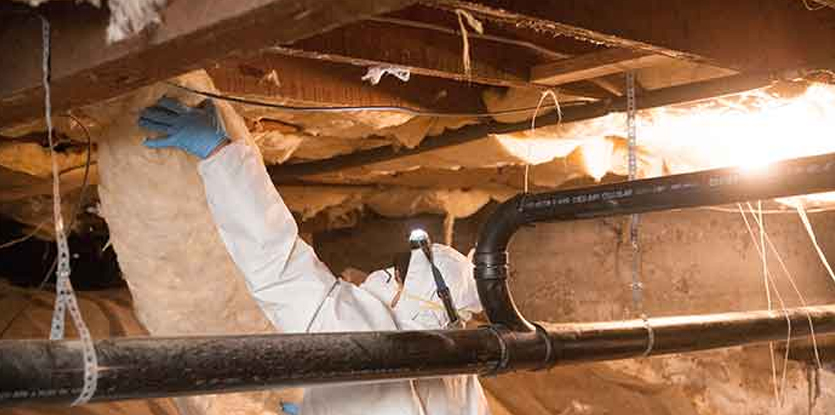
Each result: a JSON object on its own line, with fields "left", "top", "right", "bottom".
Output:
{"left": 0, "top": 116, "right": 92, "bottom": 251}
{"left": 796, "top": 204, "right": 835, "bottom": 286}
{"left": 745, "top": 204, "right": 823, "bottom": 370}
{"left": 526, "top": 89, "right": 561, "bottom": 193}
{"left": 738, "top": 202, "right": 792, "bottom": 407}
{"left": 164, "top": 81, "right": 588, "bottom": 118}
{"left": 0, "top": 113, "right": 93, "bottom": 339}
{"left": 0, "top": 221, "right": 48, "bottom": 250}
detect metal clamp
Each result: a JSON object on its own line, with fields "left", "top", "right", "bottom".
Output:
{"left": 532, "top": 322, "right": 555, "bottom": 371}
{"left": 483, "top": 325, "right": 510, "bottom": 377}
{"left": 640, "top": 314, "right": 655, "bottom": 357}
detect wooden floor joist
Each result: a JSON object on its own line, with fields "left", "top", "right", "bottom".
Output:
{"left": 207, "top": 54, "right": 487, "bottom": 114}
{"left": 531, "top": 48, "right": 670, "bottom": 86}
{"left": 438, "top": 0, "right": 835, "bottom": 72}
{"left": 264, "top": 7, "right": 622, "bottom": 99}
{"left": 277, "top": 18, "right": 538, "bottom": 88}
{"left": 0, "top": 0, "right": 419, "bottom": 128}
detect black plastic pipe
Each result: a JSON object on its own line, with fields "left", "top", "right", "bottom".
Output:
{"left": 0, "top": 327, "right": 539, "bottom": 406}
{"left": 6, "top": 152, "right": 835, "bottom": 407}
{"left": 3, "top": 305, "right": 835, "bottom": 406}
{"left": 474, "top": 151, "right": 835, "bottom": 332}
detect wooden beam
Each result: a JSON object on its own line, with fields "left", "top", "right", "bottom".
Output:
{"left": 0, "top": 0, "right": 418, "bottom": 128}
{"left": 436, "top": 0, "right": 835, "bottom": 72}
{"left": 208, "top": 54, "right": 488, "bottom": 113}
{"left": 531, "top": 48, "right": 670, "bottom": 86}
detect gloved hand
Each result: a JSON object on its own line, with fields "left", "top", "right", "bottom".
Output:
{"left": 139, "top": 97, "right": 229, "bottom": 159}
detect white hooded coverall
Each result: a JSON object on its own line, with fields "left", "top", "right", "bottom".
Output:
{"left": 197, "top": 141, "right": 491, "bottom": 415}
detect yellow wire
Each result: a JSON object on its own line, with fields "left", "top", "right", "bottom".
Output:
{"left": 739, "top": 202, "right": 793, "bottom": 407}
{"left": 527, "top": 90, "right": 561, "bottom": 193}
{"left": 746, "top": 205, "right": 823, "bottom": 370}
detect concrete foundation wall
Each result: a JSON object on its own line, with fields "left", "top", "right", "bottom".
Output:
{"left": 316, "top": 205, "right": 835, "bottom": 414}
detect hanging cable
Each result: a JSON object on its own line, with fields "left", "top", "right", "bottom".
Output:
{"left": 759, "top": 201, "right": 782, "bottom": 407}
{"left": 162, "top": 81, "right": 586, "bottom": 118}
{"left": 0, "top": 221, "right": 48, "bottom": 250}
{"left": 739, "top": 202, "right": 794, "bottom": 407}
{"left": 526, "top": 89, "right": 561, "bottom": 193}
{"left": 796, "top": 203, "right": 835, "bottom": 285}
{"left": 0, "top": 112, "right": 93, "bottom": 340}
{"left": 742, "top": 204, "right": 823, "bottom": 370}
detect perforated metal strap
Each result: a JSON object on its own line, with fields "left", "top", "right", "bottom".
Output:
{"left": 627, "top": 72, "right": 648, "bottom": 329}
{"left": 41, "top": 16, "right": 98, "bottom": 406}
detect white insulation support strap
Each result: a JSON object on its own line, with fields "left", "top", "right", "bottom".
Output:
{"left": 40, "top": 16, "right": 99, "bottom": 406}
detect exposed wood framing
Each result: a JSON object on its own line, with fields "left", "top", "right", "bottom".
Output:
{"left": 273, "top": 19, "right": 538, "bottom": 88}
{"left": 0, "top": 0, "right": 419, "bottom": 128}
{"left": 207, "top": 54, "right": 487, "bottom": 114}
{"left": 531, "top": 49, "right": 670, "bottom": 86}
{"left": 434, "top": 0, "right": 835, "bottom": 72}
{"left": 269, "top": 71, "right": 777, "bottom": 178}
{"left": 269, "top": 12, "right": 619, "bottom": 99}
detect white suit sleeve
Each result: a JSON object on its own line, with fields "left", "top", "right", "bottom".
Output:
{"left": 197, "top": 142, "right": 337, "bottom": 333}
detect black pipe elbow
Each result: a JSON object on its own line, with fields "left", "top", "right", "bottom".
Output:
{"left": 473, "top": 194, "right": 536, "bottom": 332}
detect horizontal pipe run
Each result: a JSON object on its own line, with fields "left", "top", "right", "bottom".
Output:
{"left": 0, "top": 327, "right": 531, "bottom": 406}
{"left": 519, "top": 152, "right": 835, "bottom": 224}
{"left": 478, "top": 151, "right": 835, "bottom": 258}
{"left": 473, "top": 151, "right": 835, "bottom": 329}
{"left": 548, "top": 305, "right": 835, "bottom": 364}
{"left": 3, "top": 305, "right": 835, "bottom": 406}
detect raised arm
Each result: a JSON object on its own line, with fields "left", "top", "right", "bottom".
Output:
{"left": 139, "top": 97, "right": 337, "bottom": 333}
{"left": 198, "top": 141, "right": 337, "bottom": 332}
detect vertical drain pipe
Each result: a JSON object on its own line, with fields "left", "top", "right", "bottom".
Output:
{"left": 473, "top": 151, "right": 835, "bottom": 371}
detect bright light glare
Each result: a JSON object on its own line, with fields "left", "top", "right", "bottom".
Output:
{"left": 640, "top": 84, "right": 835, "bottom": 173}
{"left": 639, "top": 83, "right": 835, "bottom": 206}
{"left": 579, "top": 137, "right": 615, "bottom": 181}
{"left": 491, "top": 83, "right": 835, "bottom": 205}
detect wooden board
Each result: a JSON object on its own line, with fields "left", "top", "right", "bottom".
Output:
{"left": 0, "top": 0, "right": 419, "bottom": 128}
{"left": 531, "top": 49, "right": 671, "bottom": 86}
{"left": 437, "top": 0, "right": 835, "bottom": 72}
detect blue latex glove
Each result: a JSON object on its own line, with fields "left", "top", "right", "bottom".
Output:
{"left": 139, "top": 97, "right": 229, "bottom": 159}
{"left": 280, "top": 402, "right": 300, "bottom": 415}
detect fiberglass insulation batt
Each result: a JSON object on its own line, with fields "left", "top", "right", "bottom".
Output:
{"left": 96, "top": 70, "right": 298, "bottom": 415}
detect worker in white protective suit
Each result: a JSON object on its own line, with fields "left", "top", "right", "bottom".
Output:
{"left": 139, "top": 96, "right": 491, "bottom": 415}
